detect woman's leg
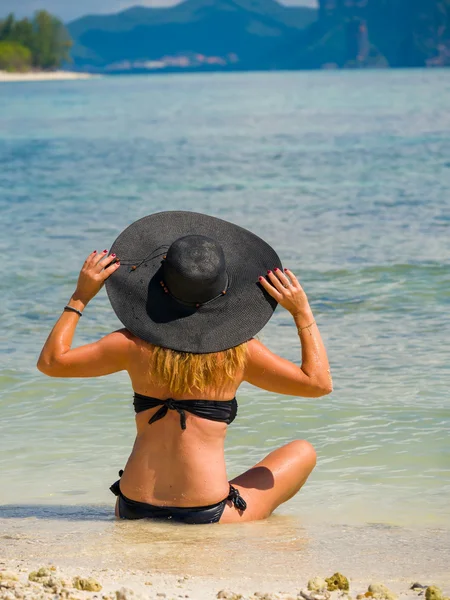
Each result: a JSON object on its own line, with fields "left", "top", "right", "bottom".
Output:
{"left": 220, "top": 440, "right": 316, "bottom": 523}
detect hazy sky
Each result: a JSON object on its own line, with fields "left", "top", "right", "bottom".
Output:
{"left": 1, "top": 0, "right": 318, "bottom": 23}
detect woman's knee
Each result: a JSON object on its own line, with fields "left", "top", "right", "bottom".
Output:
{"left": 286, "top": 439, "right": 317, "bottom": 470}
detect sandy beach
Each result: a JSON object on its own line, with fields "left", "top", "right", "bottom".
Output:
{"left": 1, "top": 510, "right": 449, "bottom": 600}
{"left": 0, "top": 556, "right": 448, "bottom": 600}
{"left": 0, "top": 71, "right": 96, "bottom": 82}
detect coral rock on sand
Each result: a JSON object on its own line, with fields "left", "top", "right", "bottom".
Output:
{"left": 0, "top": 574, "right": 18, "bottom": 582}
{"left": 308, "top": 578, "right": 328, "bottom": 592}
{"left": 217, "top": 591, "right": 243, "bottom": 599}
{"left": 28, "top": 567, "right": 53, "bottom": 582}
{"left": 368, "top": 583, "right": 397, "bottom": 600}
{"left": 27, "top": 567, "right": 66, "bottom": 593}
{"left": 425, "top": 587, "right": 443, "bottom": 600}
{"left": 73, "top": 576, "right": 102, "bottom": 592}
{"left": 116, "top": 588, "right": 138, "bottom": 600}
{"left": 45, "top": 576, "right": 63, "bottom": 590}
{"left": 411, "top": 583, "right": 428, "bottom": 591}
{"left": 325, "top": 573, "right": 350, "bottom": 592}
{"left": 301, "top": 589, "right": 331, "bottom": 600}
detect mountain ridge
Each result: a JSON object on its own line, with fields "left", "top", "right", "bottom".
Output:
{"left": 67, "top": 0, "right": 450, "bottom": 72}
{"left": 68, "top": 0, "right": 317, "bottom": 69}
{"left": 68, "top": 0, "right": 316, "bottom": 30}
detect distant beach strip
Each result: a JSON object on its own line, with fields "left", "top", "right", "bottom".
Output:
{"left": 0, "top": 70, "right": 95, "bottom": 82}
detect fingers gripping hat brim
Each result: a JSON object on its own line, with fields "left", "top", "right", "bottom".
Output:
{"left": 105, "top": 211, "right": 282, "bottom": 354}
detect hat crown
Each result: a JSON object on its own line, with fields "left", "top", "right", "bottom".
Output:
{"left": 163, "top": 235, "right": 227, "bottom": 305}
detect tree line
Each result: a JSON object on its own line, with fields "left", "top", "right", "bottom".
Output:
{"left": 0, "top": 11, "right": 72, "bottom": 72}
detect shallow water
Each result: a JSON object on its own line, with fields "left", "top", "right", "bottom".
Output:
{"left": 0, "top": 70, "right": 449, "bottom": 530}
{"left": 1, "top": 511, "right": 449, "bottom": 583}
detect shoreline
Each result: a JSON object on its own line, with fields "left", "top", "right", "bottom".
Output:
{"left": 0, "top": 70, "right": 96, "bottom": 82}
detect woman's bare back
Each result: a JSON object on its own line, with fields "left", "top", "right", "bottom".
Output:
{"left": 119, "top": 334, "right": 244, "bottom": 506}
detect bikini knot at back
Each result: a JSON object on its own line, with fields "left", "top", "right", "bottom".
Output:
{"left": 133, "top": 393, "right": 238, "bottom": 430}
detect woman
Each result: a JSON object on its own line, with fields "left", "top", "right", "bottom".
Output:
{"left": 38, "top": 211, "right": 332, "bottom": 524}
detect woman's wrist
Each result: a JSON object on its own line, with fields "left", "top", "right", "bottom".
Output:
{"left": 292, "top": 308, "right": 314, "bottom": 329}
{"left": 67, "top": 291, "right": 89, "bottom": 312}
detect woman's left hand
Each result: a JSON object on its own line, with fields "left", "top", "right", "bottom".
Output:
{"left": 73, "top": 250, "right": 120, "bottom": 305}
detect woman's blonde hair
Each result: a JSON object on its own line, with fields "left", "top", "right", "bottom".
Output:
{"left": 149, "top": 343, "right": 248, "bottom": 396}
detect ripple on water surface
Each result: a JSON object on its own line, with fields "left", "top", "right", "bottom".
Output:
{"left": 0, "top": 70, "right": 449, "bottom": 529}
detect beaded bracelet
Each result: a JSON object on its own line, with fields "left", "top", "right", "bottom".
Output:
{"left": 64, "top": 305, "right": 83, "bottom": 317}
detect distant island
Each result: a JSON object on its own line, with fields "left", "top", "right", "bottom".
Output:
{"left": 0, "top": 11, "right": 72, "bottom": 73}
{"left": 2, "top": 0, "right": 449, "bottom": 76}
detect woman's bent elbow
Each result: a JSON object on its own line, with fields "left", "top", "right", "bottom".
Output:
{"left": 320, "top": 383, "right": 333, "bottom": 396}
{"left": 37, "top": 358, "right": 56, "bottom": 377}
{"left": 312, "top": 380, "right": 333, "bottom": 397}
{"left": 37, "top": 360, "right": 49, "bottom": 375}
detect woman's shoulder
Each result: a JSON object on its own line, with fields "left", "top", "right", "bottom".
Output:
{"left": 246, "top": 337, "right": 273, "bottom": 358}
{"left": 117, "top": 330, "right": 157, "bottom": 357}
{"left": 244, "top": 337, "right": 283, "bottom": 372}
{"left": 115, "top": 329, "right": 147, "bottom": 342}
{"left": 104, "top": 329, "right": 147, "bottom": 354}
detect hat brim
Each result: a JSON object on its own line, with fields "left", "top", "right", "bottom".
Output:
{"left": 105, "top": 211, "right": 282, "bottom": 353}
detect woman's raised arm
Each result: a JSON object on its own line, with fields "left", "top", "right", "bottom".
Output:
{"left": 37, "top": 250, "right": 128, "bottom": 378}
{"left": 244, "top": 268, "right": 332, "bottom": 398}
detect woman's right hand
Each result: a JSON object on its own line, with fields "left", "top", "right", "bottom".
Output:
{"left": 259, "top": 268, "right": 311, "bottom": 319}
{"left": 73, "top": 250, "right": 120, "bottom": 305}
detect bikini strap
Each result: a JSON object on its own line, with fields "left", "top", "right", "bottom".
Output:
{"left": 110, "top": 471, "right": 247, "bottom": 513}
{"left": 227, "top": 484, "right": 247, "bottom": 511}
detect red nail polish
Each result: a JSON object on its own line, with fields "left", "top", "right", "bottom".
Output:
{"left": 103, "top": 249, "right": 108, "bottom": 253}
{"left": 267, "top": 270, "right": 272, "bottom": 274}
{"left": 93, "top": 250, "right": 97, "bottom": 254}
{"left": 112, "top": 253, "right": 116, "bottom": 257}
{"left": 258, "top": 276, "right": 263, "bottom": 281}
{"left": 274, "top": 267, "right": 279, "bottom": 271}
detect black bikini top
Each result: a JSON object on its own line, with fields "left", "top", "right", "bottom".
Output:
{"left": 133, "top": 393, "right": 238, "bottom": 430}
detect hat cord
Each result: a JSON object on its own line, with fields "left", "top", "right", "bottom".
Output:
{"left": 117, "top": 245, "right": 170, "bottom": 272}
{"left": 160, "top": 272, "right": 229, "bottom": 309}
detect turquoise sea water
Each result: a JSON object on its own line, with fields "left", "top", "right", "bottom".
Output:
{"left": 0, "top": 70, "right": 449, "bottom": 530}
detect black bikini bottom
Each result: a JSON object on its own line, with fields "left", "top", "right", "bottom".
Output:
{"left": 110, "top": 474, "right": 247, "bottom": 524}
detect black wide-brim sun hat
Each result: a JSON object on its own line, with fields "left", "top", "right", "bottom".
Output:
{"left": 105, "top": 211, "right": 282, "bottom": 354}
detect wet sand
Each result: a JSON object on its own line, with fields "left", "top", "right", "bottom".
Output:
{"left": 1, "top": 508, "right": 449, "bottom": 600}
